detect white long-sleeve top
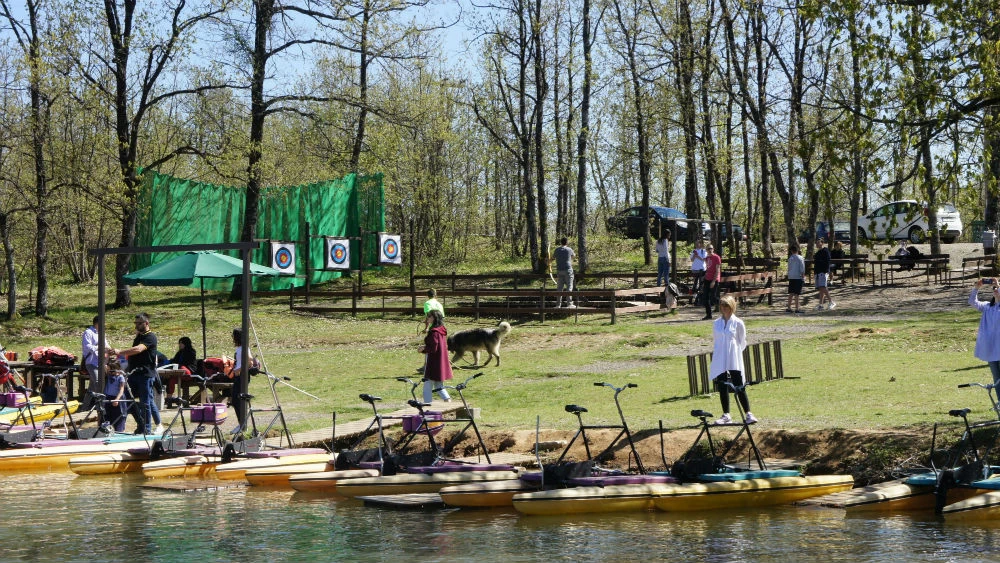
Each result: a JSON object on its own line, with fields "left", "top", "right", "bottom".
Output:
{"left": 709, "top": 315, "right": 747, "bottom": 379}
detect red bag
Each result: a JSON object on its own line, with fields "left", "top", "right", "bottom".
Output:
{"left": 29, "top": 346, "right": 77, "bottom": 366}
{"left": 202, "top": 356, "right": 234, "bottom": 378}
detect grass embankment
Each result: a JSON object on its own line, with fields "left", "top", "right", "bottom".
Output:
{"left": 0, "top": 274, "right": 987, "bottom": 445}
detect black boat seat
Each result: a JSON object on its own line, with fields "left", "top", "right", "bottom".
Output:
{"left": 565, "top": 404, "right": 588, "bottom": 415}
{"left": 691, "top": 409, "right": 714, "bottom": 419}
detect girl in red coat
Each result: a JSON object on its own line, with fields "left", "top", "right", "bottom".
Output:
{"left": 418, "top": 310, "right": 453, "bottom": 403}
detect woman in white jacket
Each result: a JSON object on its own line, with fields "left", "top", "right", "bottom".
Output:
{"left": 709, "top": 295, "right": 757, "bottom": 425}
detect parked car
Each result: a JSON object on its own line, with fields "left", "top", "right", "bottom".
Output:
{"left": 606, "top": 206, "right": 704, "bottom": 240}
{"left": 716, "top": 223, "right": 747, "bottom": 242}
{"left": 856, "top": 200, "right": 963, "bottom": 244}
{"left": 798, "top": 221, "right": 851, "bottom": 243}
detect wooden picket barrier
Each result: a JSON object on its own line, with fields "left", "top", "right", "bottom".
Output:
{"left": 685, "top": 340, "right": 785, "bottom": 397}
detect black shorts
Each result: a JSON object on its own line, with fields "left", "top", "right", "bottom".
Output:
{"left": 788, "top": 279, "right": 804, "bottom": 295}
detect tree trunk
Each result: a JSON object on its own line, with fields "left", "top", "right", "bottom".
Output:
{"left": 574, "top": 0, "right": 593, "bottom": 274}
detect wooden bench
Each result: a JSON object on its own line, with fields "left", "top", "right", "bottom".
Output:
{"left": 717, "top": 270, "right": 775, "bottom": 309}
{"left": 949, "top": 255, "right": 997, "bottom": 284}
{"left": 885, "top": 254, "right": 950, "bottom": 285}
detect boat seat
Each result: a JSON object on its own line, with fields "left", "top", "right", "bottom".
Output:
{"left": 691, "top": 409, "right": 714, "bottom": 419}
{"left": 564, "top": 404, "right": 587, "bottom": 415}
{"left": 360, "top": 394, "right": 381, "bottom": 404}
{"left": 949, "top": 408, "right": 971, "bottom": 418}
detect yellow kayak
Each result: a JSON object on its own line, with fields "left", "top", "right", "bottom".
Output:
{"left": 288, "top": 469, "right": 382, "bottom": 493}
{"left": 0, "top": 401, "right": 79, "bottom": 425}
{"left": 943, "top": 490, "right": 1000, "bottom": 521}
{"left": 512, "top": 483, "right": 680, "bottom": 516}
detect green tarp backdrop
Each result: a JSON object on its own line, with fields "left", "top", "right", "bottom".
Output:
{"left": 133, "top": 171, "right": 385, "bottom": 290}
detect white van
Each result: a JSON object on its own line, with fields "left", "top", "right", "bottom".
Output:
{"left": 857, "top": 200, "right": 963, "bottom": 244}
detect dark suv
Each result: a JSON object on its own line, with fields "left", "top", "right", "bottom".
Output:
{"left": 606, "top": 206, "right": 702, "bottom": 239}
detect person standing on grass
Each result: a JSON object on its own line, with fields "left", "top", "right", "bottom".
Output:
{"left": 709, "top": 295, "right": 757, "bottom": 425}
{"left": 702, "top": 244, "right": 722, "bottom": 320}
{"left": 655, "top": 233, "right": 671, "bottom": 287}
{"left": 417, "top": 310, "right": 452, "bottom": 403}
{"left": 786, "top": 244, "right": 805, "bottom": 313}
{"left": 970, "top": 278, "right": 1000, "bottom": 386}
{"left": 552, "top": 237, "right": 576, "bottom": 308}
{"left": 814, "top": 238, "right": 835, "bottom": 310}
{"left": 690, "top": 239, "right": 708, "bottom": 303}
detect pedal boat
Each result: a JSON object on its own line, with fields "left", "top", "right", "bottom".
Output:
{"left": 68, "top": 448, "right": 152, "bottom": 475}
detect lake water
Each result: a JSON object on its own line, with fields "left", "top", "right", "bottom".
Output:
{"left": 2, "top": 470, "right": 998, "bottom": 562}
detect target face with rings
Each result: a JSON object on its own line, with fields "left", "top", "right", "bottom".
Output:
{"left": 274, "top": 248, "right": 293, "bottom": 269}
{"left": 331, "top": 243, "right": 348, "bottom": 264}
{"left": 383, "top": 239, "right": 398, "bottom": 259}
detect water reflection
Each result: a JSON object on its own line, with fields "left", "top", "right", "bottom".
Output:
{"left": 3, "top": 472, "right": 1000, "bottom": 562}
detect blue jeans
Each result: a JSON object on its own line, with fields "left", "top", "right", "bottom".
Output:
{"left": 128, "top": 373, "right": 154, "bottom": 433}
{"left": 657, "top": 257, "right": 671, "bottom": 287}
{"left": 990, "top": 361, "right": 1000, "bottom": 386}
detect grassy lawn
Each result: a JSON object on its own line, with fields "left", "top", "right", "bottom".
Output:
{"left": 0, "top": 273, "right": 988, "bottom": 440}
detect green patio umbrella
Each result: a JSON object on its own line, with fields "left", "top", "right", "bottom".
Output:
{"left": 123, "top": 251, "right": 281, "bottom": 358}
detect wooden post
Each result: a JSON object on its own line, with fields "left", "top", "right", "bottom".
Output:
{"left": 774, "top": 340, "right": 784, "bottom": 379}
{"left": 539, "top": 287, "right": 546, "bottom": 323}
{"left": 763, "top": 341, "right": 774, "bottom": 381}
{"left": 611, "top": 293, "right": 617, "bottom": 325}
{"left": 409, "top": 219, "right": 416, "bottom": 315}
{"left": 474, "top": 285, "right": 480, "bottom": 322}
{"left": 304, "top": 220, "right": 311, "bottom": 305}
{"left": 351, "top": 275, "right": 358, "bottom": 318}
{"left": 686, "top": 356, "right": 697, "bottom": 397}
{"left": 633, "top": 268, "right": 639, "bottom": 289}
{"left": 452, "top": 271, "right": 457, "bottom": 291}
{"left": 698, "top": 353, "right": 710, "bottom": 395}
{"left": 752, "top": 343, "right": 763, "bottom": 384}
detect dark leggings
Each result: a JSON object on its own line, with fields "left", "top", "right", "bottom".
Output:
{"left": 715, "top": 370, "right": 750, "bottom": 414}
{"left": 702, "top": 279, "right": 717, "bottom": 317}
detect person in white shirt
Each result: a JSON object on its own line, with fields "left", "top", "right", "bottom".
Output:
{"left": 689, "top": 239, "right": 708, "bottom": 303}
{"left": 708, "top": 296, "right": 758, "bottom": 425}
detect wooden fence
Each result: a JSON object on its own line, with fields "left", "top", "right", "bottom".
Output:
{"left": 685, "top": 340, "right": 785, "bottom": 396}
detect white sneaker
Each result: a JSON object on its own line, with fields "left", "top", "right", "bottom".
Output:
{"left": 815, "top": 304, "right": 824, "bottom": 310}
{"left": 153, "top": 424, "right": 165, "bottom": 435}
{"left": 566, "top": 304, "right": 577, "bottom": 309}
{"left": 745, "top": 413, "right": 759, "bottom": 424}
{"left": 828, "top": 302, "right": 837, "bottom": 310}
{"left": 714, "top": 413, "right": 732, "bottom": 425}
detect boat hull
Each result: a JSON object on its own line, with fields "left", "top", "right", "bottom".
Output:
{"left": 142, "top": 455, "right": 220, "bottom": 479}
{"left": 651, "top": 475, "right": 854, "bottom": 512}
{"left": 244, "top": 462, "right": 334, "bottom": 487}
{"left": 288, "top": 469, "right": 382, "bottom": 493}
{"left": 0, "top": 439, "right": 149, "bottom": 472}
{"left": 440, "top": 480, "right": 539, "bottom": 508}
{"left": 214, "top": 453, "right": 334, "bottom": 481}
{"left": 69, "top": 451, "right": 150, "bottom": 475}
{"left": 943, "top": 491, "right": 1000, "bottom": 521}
{"left": 513, "top": 483, "right": 682, "bottom": 516}
{"left": 336, "top": 470, "right": 520, "bottom": 497}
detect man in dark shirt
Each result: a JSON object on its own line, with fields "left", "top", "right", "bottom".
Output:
{"left": 113, "top": 313, "right": 158, "bottom": 434}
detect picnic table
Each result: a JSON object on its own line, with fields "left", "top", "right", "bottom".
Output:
{"left": 869, "top": 255, "right": 950, "bottom": 286}
{"left": 8, "top": 362, "right": 85, "bottom": 401}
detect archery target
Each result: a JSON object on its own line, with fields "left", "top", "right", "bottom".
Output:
{"left": 325, "top": 237, "right": 351, "bottom": 270}
{"left": 379, "top": 234, "right": 402, "bottom": 265}
{"left": 270, "top": 242, "right": 296, "bottom": 274}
